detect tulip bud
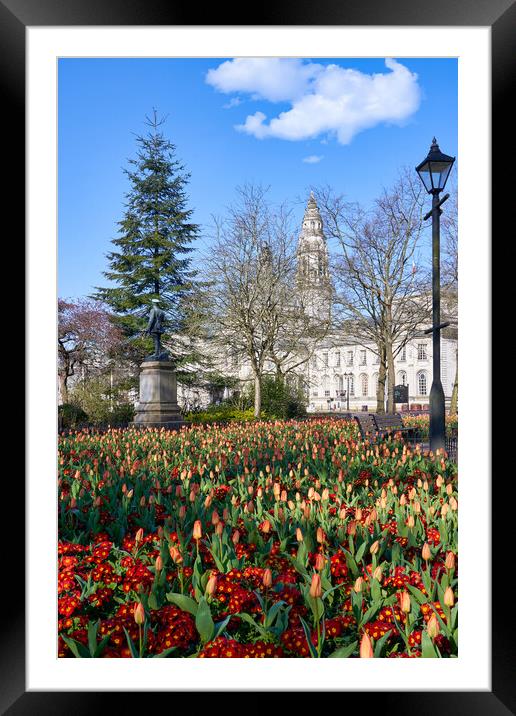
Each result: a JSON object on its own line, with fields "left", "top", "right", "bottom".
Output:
{"left": 353, "top": 577, "right": 363, "bottom": 593}
{"left": 445, "top": 551, "right": 456, "bottom": 570}
{"left": 262, "top": 568, "right": 273, "bottom": 588}
{"left": 315, "top": 553, "right": 326, "bottom": 571}
{"left": 169, "top": 545, "right": 182, "bottom": 564}
{"left": 359, "top": 632, "right": 374, "bottom": 658}
{"left": 422, "top": 542, "right": 432, "bottom": 561}
{"left": 135, "top": 528, "right": 144, "bottom": 545}
{"left": 296, "top": 527, "right": 304, "bottom": 542}
{"left": 192, "top": 520, "right": 202, "bottom": 541}
{"left": 427, "top": 613, "right": 440, "bottom": 639}
{"left": 232, "top": 530, "right": 240, "bottom": 545}
{"left": 261, "top": 519, "right": 271, "bottom": 534}
{"left": 398, "top": 590, "right": 411, "bottom": 613}
{"left": 215, "top": 522, "right": 224, "bottom": 536}
{"left": 309, "top": 573, "right": 322, "bottom": 598}
{"left": 133, "top": 602, "right": 145, "bottom": 625}
{"left": 205, "top": 573, "right": 218, "bottom": 596}
{"left": 211, "top": 510, "right": 220, "bottom": 526}
{"left": 155, "top": 555, "right": 163, "bottom": 572}
{"left": 373, "top": 565, "right": 383, "bottom": 581}
{"left": 316, "top": 527, "right": 325, "bottom": 544}
{"left": 449, "top": 496, "right": 458, "bottom": 511}
{"left": 347, "top": 520, "right": 357, "bottom": 536}
{"left": 406, "top": 515, "right": 415, "bottom": 528}
{"left": 355, "top": 507, "right": 362, "bottom": 521}
{"left": 370, "top": 540, "right": 379, "bottom": 555}
{"left": 444, "top": 586, "right": 455, "bottom": 607}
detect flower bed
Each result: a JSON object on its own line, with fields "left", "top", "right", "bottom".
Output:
{"left": 58, "top": 418, "right": 458, "bottom": 658}
{"left": 401, "top": 414, "right": 458, "bottom": 441}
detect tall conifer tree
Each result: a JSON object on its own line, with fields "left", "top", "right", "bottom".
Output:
{"left": 93, "top": 110, "right": 199, "bottom": 360}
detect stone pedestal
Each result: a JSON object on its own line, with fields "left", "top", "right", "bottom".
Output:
{"left": 132, "top": 360, "right": 184, "bottom": 430}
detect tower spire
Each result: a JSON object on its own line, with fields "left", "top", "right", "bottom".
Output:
{"left": 296, "top": 193, "right": 331, "bottom": 322}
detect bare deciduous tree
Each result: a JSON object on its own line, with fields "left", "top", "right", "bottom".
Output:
{"left": 204, "top": 185, "right": 329, "bottom": 417}
{"left": 316, "top": 169, "right": 431, "bottom": 413}
{"left": 58, "top": 298, "right": 123, "bottom": 403}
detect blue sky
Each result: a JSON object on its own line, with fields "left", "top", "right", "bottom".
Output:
{"left": 58, "top": 57, "right": 457, "bottom": 299}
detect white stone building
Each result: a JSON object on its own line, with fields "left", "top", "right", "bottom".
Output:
{"left": 181, "top": 193, "right": 457, "bottom": 414}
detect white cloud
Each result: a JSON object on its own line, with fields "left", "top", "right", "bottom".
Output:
{"left": 223, "top": 97, "right": 243, "bottom": 109}
{"left": 206, "top": 58, "right": 421, "bottom": 145}
{"left": 303, "top": 155, "right": 324, "bottom": 164}
{"left": 206, "top": 58, "right": 321, "bottom": 103}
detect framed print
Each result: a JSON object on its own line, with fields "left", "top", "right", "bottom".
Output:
{"left": 2, "top": 0, "right": 511, "bottom": 711}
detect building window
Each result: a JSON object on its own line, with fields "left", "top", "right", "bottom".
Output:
{"left": 324, "top": 390, "right": 330, "bottom": 397}
{"left": 323, "top": 352, "right": 329, "bottom": 367}
{"left": 311, "top": 355, "right": 318, "bottom": 369}
{"left": 373, "top": 352, "right": 380, "bottom": 365}
{"left": 399, "top": 345, "right": 406, "bottom": 362}
{"left": 417, "top": 371, "right": 428, "bottom": 395}
{"left": 417, "top": 343, "right": 428, "bottom": 361}
{"left": 397, "top": 371, "right": 407, "bottom": 386}
{"left": 335, "top": 351, "right": 341, "bottom": 367}
{"left": 372, "top": 373, "right": 379, "bottom": 395}
{"left": 312, "top": 390, "right": 318, "bottom": 397}
{"left": 360, "top": 374, "right": 368, "bottom": 397}
{"left": 347, "top": 351, "right": 353, "bottom": 366}
{"left": 360, "top": 349, "right": 367, "bottom": 366}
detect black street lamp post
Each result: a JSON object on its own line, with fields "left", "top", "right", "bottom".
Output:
{"left": 416, "top": 137, "right": 455, "bottom": 453}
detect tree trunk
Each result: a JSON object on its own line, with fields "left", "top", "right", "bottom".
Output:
{"left": 386, "top": 338, "right": 395, "bottom": 414}
{"left": 254, "top": 373, "right": 262, "bottom": 418}
{"left": 59, "top": 372, "right": 68, "bottom": 404}
{"left": 376, "top": 346, "right": 387, "bottom": 414}
{"left": 450, "top": 352, "right": 458, "bottom": 415}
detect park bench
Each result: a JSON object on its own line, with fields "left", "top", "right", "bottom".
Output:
{"left": 353, "top": 413, "right": 379, "bottom": 440}
{"left": 372, "top": 413, "right": 419, "bottom": 443}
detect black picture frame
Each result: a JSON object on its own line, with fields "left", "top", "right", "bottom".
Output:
{"left": 3, "top": 0, "right": 509, "bottom": 711}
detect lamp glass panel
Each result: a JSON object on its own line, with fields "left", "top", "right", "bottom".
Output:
{"left": 417, "top": 163, "right": 433, "bottom": 192}
{"left": 429, "top": 160, "right": 453, "bottom": 190}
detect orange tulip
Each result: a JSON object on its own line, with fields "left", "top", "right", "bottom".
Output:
{"left": 309, "top": 573, "right": 322, "bottom": 599}
{"left": 398, "top": 590, "right": 411, "bottom": 613}
{"left": 262, "top": 568, "right": 273, "bottom": 588}
{"left": 134, "top": 602, "right": 145, "bottom": 625}
{"left": 205, "top": 573, "right": 218, "bottom": 596}
{"left": 360, "top": 632, "right": 374, "bottom": 658}
{"left": 444, "top": 587, "right": 455, "bottom": 607}
{"left": 315, "top": 553, "right": 326, "bottom": 571}
{"left": 422, "top": 542, "right": 432, "bottom": 561}
{"left": 427, "top": 613, "right": 440, "bottom": 639}
{"left": 192, "top": 520, "right": 202, "bottom": 541}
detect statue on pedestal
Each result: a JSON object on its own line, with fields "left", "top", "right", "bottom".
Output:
{"left": 145, "top": 298, "right": 169, "bottom": 361}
